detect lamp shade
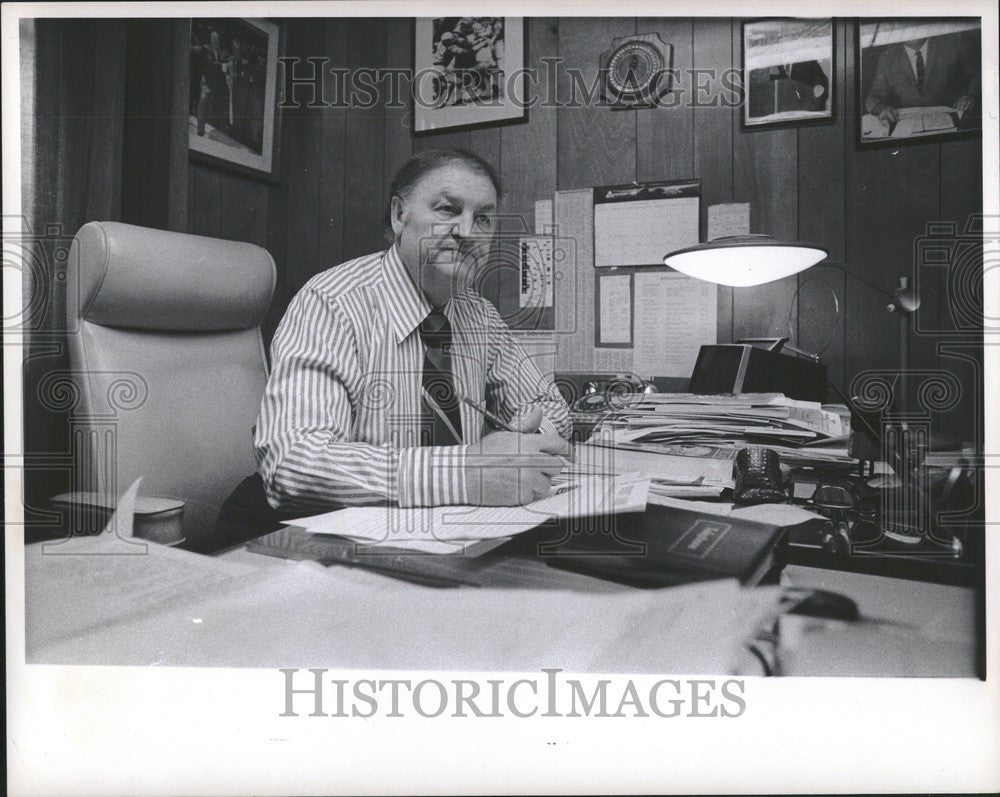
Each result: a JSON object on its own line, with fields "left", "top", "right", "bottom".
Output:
{"left": 663, "top": 234, "right": 828, "bottom": 287}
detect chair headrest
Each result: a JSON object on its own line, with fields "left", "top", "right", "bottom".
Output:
{"left": 70, "top": 221, "right": 276, "bottom": 331}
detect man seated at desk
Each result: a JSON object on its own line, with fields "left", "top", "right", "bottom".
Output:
{"left": 253, "top": 148, "right": 571, "bottom": 514}
{"left": 864, "top": 32, "right": 980, "bottom": 128}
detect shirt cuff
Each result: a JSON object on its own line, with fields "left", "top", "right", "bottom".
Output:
{"left": 538, "top": 418, "right": 560, "bottom": 436}
{"left": 397, "top": 445, "right": 469, "bottom": 507}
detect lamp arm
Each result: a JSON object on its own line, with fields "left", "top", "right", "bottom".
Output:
{"left": 820, "top": 260, "right": 921, "bottom": 316}
{"left": 814, "top": 260, "right": 893, "bottom": 300}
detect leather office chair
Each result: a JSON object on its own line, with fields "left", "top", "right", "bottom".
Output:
{"left": 64, "top": 221, "right": 276, "bottom": 552}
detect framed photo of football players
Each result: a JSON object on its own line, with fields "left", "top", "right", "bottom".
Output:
{"left": 414, "top": 17, "right": 525, "bottom": 133}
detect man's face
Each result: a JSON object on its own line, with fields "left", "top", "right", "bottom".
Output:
{"left": 210, "top": 32, "right": 220, "bottom": 50}
{"left": 390, "top": 163, "right": 497, "bottom": 307}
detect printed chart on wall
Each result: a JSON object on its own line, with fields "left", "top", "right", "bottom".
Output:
{"left": 632, "top": 271, "right": 717, "bottom": 378}
{"left": 593, "top": 179, "right": 700, "bottom": 267}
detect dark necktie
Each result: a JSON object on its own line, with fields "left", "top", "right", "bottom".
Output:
{"left": 419, "top": 309, "right": 463, "bottom": 446}
{"left": 915, "top": 50, "right": 925, "bottom": 94}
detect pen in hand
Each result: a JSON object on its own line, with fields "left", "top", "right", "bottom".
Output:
{"left": 457, "top": 393, "right": 519, "bottom": 432}
{"left": 457, "top": 392, "right": 574, "bottom": 466}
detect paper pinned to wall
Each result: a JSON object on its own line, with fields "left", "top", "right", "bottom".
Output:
{"left": 593, "top": 180, "right": 700, "bottom": 268}
{"left": 598, "top": 273, "right": 632, "bottom": 345}
{"left": 632, "top": 272, "right": 717, "bottom": 378}
{"left": 707, "top": 202, "right": 751, "bottom": 241}
{"left": 534, "top": 198, "right": 553, "bottom": 233}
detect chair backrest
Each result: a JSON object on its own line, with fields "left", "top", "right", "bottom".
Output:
{"left": 65, "top": 221, "right": 275, "bottom": 550}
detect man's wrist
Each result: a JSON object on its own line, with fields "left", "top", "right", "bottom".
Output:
{"left": 397, "top": 445, "right": 469, "bottom": 507}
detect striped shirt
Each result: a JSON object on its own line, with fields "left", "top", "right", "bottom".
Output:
{"left": 254, "top": 245, "right": 571, "bottom": 511}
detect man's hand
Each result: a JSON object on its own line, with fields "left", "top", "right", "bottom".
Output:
{"left": 464, "top": 406, "right": 570, "bottom": 506}
{"left": 877, "top": 106, "right": 899, "bottom": 125}
{"left": 954, "top": 95, "right": 974, "bottom": 113}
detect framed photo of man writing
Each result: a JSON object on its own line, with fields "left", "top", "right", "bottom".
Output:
{"left": 414, "top": 17, "right": 525, "bottom": 133}
{"left": 857, "top": 18, "right": 982, "bottom": 146}
{"left": 188, "top": 18, "right": 282, "bottom": 177}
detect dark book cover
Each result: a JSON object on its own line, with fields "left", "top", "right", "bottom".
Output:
{"left": 535, "top": 504, "right": 787, "bottom": 588}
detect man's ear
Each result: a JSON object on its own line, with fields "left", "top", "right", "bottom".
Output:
{"left": 389, "top": 195, "right": 405, "bottom": 237}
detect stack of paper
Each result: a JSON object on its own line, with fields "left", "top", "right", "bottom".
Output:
{"left": 569, "top": 442, "right": 734, "bottom": 501}
{"left": 586, "top": 393, "right": 855, "bottom": 467}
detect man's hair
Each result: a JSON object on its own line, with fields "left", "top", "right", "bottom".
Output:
{"left": 383, "top": 148, "right": 502, "bottom": 236}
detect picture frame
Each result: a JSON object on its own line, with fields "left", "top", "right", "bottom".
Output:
{"left": 742, "top": 18, "right": 835, "bottom": 129}
{"left": 413, "top": 17, "right": 525, "bottom": 133}
{"left": 856, "top": 18, "right": 982, "bottom": 146}
{"left": 188, "top": 18, "right": 282, "bottom": 178}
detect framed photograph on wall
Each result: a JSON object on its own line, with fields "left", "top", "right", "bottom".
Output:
{"left": 414, "top": 17, "right": 525, "bottom": 133}
{"left": 857, "top": 18, "right": 982, "bottom": 146}
{"left": 188, "top": 18, "right": 281, "bottom": 178}
{"left": 742, "top": 18, "right": 835, "bottom": 128}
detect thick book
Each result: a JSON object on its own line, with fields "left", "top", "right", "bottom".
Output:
{"left": 535, "top": 504, "right": 787, "bottom": 588}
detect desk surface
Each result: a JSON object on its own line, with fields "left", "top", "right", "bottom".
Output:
{"left": 225, "top": 548, "right": 980, "bottom": 676}
{"left": 23, "top": 532, "right": 979, "bottom": 676}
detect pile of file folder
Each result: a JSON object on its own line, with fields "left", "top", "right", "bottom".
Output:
{"left": 583, "top": 392, "right": 854, "bottom": 475}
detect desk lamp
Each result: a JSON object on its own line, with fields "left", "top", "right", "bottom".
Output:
{"left": 663, "top": 233, "right": 827, "bottom": 287}
{"left": 664, "top": 234, "right": 925, "bottom": 419}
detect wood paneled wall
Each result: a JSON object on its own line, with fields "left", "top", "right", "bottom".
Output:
{"left": 187, "top": 17, "right": 983, "bottom": 439}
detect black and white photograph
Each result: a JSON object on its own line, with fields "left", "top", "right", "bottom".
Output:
{"left": 858, "top": 17, "right": 982, "bottom": 144}
{"left": 188, "top": 17, "right": 280, "bottom": 175}
{"left": 742, "top": 18, "right": 835, "bottom": 127}
{"left": 414, "top": 16, "right": 524, "bottom": 131}
{"left": 4, "top": 3, "right": 999, "bottom": 796}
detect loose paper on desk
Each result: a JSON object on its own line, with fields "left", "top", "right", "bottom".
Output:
{"left": 287, "top": 473, "right": 650, "bottom": 553}
{"left": 34, "top": 555, "right": 783, "bottom": 673}
{"left": 707, "top": 202, "right": 750, "bottom": 241}
{"left": 632, "top": 271, "right": 717, "bottom": 377}
{"left": 25, "top": 476, "right": 262, "bottom": 656}
{"left": 598, "top": 273, "right": 632, "bottom": 344}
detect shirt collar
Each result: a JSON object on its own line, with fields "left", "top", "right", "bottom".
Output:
{"left": 382, "top": 244, "right": 434, "bottom": 343}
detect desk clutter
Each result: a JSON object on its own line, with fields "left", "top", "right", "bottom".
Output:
{"left": 567, "top": 388, "right": 980, "bottom": 585}
{"left": 579, "top": 391, "right": 853, "bottom": 465}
